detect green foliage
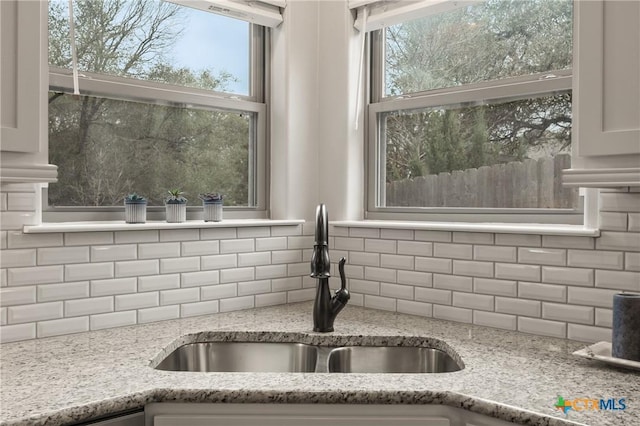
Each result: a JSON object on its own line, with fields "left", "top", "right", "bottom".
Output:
{"left": 199, "top": 192, "right": 223, "bottom": 203}
{"left": 166, "top": 189, "right": 187, "bottom": 204}
{"left": 124, "top": 193, "right": 146, "bottom": 203}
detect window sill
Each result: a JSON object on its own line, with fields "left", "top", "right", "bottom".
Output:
{"left": 331, "top": 220, "right": 600, "bottom": 237}
{"left": 23, "top": 219, "right": 305, "bottom": 234}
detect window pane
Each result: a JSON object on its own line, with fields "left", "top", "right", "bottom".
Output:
{"left": 48, "top": 0, "right": 250, "bottom": 95}
{"left": 380, "top": 92, "right": 578, "bottom": 209}
{"left": 48, "top": 92, "right": 254, "bottom": 207}
{"left": 385, "top": 0, "right": 573, "bottom": 96}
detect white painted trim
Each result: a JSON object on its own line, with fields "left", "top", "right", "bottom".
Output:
{"left": 169, "top": 0, "right": 283, "bottom": 28}
{"left": 563, "top": 168, "right": 640, "bottom": 188}
{"left": 23, "top": 219, "right": 304, "bottom": 234}
{"left": 0, "top": 163, "right": 58, "bottom": 184}
{"left": 332, "top": 220, "right": 600, "bottom": 237}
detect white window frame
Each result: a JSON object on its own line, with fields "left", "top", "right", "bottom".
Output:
{"left": 43, "top": 15, "right": 270, "bottom": 222}
{"left": 365, "top": 20, "right": 586, "bottom": 224}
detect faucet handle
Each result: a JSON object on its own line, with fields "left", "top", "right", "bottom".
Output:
{"left": 334, "top": 257, "right": 350, "bottom": 305}
{"left": 338, "top": 257, "right": 347, "bottom": 291}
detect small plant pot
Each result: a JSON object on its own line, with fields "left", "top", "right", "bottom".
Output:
{"left": 165, "top": 203, "right": 187, "bottom": 223}
{"left": 124, "top": 200, "right": 147, "bottom": 224}
{"left": 203, "top": 201, "right": 223, "bottom": 222}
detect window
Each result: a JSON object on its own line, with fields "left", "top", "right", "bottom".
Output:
{"left": 367, "top": 0, "right": 579, "bottom": 222}
{"left": 46, "top": 0, "right": 268, "bottom": 219}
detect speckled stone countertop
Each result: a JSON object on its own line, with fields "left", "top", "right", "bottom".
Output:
{"left": 1, "top": 302, "right": 638, "bottom": 426}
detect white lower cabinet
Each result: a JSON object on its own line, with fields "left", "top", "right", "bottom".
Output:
{"left": 145, "top": 404, "right": 516, "bottom": 426}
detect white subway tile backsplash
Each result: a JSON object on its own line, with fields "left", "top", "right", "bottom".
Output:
{"left": 238, "top": 280, "right": 271, "bottom": 296}
{"left": 595, "top": 270, "right": 640, "bottom": 291}
{"left": 452, "top": 260, "right": 493, "bottom": 278}
{"left": 1, "top": 307, "right": 7, "bottom": 325}
{"left": 271, "top": 225, "right": 302, "bottom": 237}
{"left": 1, "top": 323, "right": 36, "bottom": 343}
{"left": 91, "top": 277, "right": 137, "bottom": 297}
{"left": 200, "top": 228, "right": 237, "bottom": 240}
{"left": 201, "top": 254, "right": 237, "bottom": 270}
{"left": 6, "top": 193, "right": 35, "bottom": 211}
{"left": 160, "top": 229, "right": 199, "bottom": 242}
{"left": 495, "top": 297, "right": 540, "bottom": 317}
{"left": 91, "top": 245, "right": 137, "bottom": 262}
{"left": 65, "top": 232, "right": 113, "bottom": 246}
{"left": 0, "top": 269, "right": 6, "bottom": 287}
{"left": 115, "top": 260, "right": 159, "bottom": 277}
{"left": 349, "top": 227, "right": 380, "bottom": 238}
{"left": 495, "top": 263, "right": 540, "bottom": 282}
{"left": 8, "top": 231, "right": 62, "bottom": 249}
{"left": 567, "top": 287, "right": 619, "bottom": 308}
{"left": 272, "top": 277, "right": 302, "bottom": 292}
{"left": 238, "top": 252, "right": 271, "bottom": 267}
{"left": 201, "top": 284, "right": 238, "bottom": 300}
{"left": 415, "top": 287, "right": 452, "bottom": 305}
{"left": 181, "top": 271, "right": 219, "bottom": 288}
{"left": 415, "top": 257, "right": 452, "bottom": 274}
{"left": 287, "top": 288, "right": 315, "bottom": 303}
{"left": 453, "top": 292, "right": 493, "bottom": 311}
{"left": 542, "top": 267, "right": 594, "bottom": 287}
{"left": 473, "top": 246, "right": 516, "bottom": 263}
{"left": 542, "top": 302, "right": 593, "bottom": 325}
{"left": 138, "top": 243, "right": 180, "bottom": 259}
{"left": 433, "top": 305, "right": 472, "bottom": 323}
{"left": 271, "top": 250, "right": 302, "bottom": 264}
{"left": 348, "top": 252, "right": 380, "bottom": 267}
{"left": 473, "top": 311, "right": 517, "bottom": 331}
{"left": 1, "top": 211, "right": 37, "bottom": 230}
{"left": 238, "top": 227, "right": 270, "bottom": 238}
{"left": 287, "top": 262, "right": 308, "bottom": 277}
{"left": 37, "top": 317, "right": 89, "bottom": 338}
{"left": 287, "top": 235, "right": 314, "bottom": 249}
{"left": 599, "top": 192, "right": 640, "bottom": 212}
{"left": 626, "top": 252, "right": 640, "bottom": 271}
{"left": 220, "top": 296, "right": 254, "bottom": 312}
{"left": 364, "top": 267, "right": 396, "bottom": 283}
{"left": 138, "top": 274, "right": 180, "bottom": 292}
{"left": 518, "top": 317, "right": 566, "bottom": 338}
{"left": 138, "top": 305, "right": 179, "bottom": 323}
{"left": 433, "top": 274, "right": 472, "bottom": 292}
{"left": 334, "top": 237, "right": 364, "bottom": 251}
{"left": 256, "top": 237, "right": 287, "bottom": 252}
{"left": 519, "top": 282, "right": 566, "bottom": 302}
{"left": 160, "top": 257, "right": 199, "bottom": 274}
{"left": 115, "top": 292, "right": 159, "bottom": 310}
{"left": 349, "top": 279, "right": 380, "bottom": 295}
{"left": 1, "top": 249, "right": 37, "bottom": 268}
{"left": 629, "top": 213, "right": 640, "bottom": 232}
{"left": 495, "top": 234, "right": 541, "bottom": 247}
{"left": 255, "top": 292, "right": 286, "bottom": 308}
{"left": 599, "top": 212, "right": 628, "bottom": 231}
{"left": 66, "top": 262, "right": 113, "bottom": 281}
{"left": 344, "top": 264, "right": 364, "bottom": 280}
{"left": 349, "top": 293, "right": 364, "bottom": 306}
{"left": 114, "top": 230, "right": 158, "bottom": 244}
{"left": 380, "top": 254, "right": 414, "bottom": 270}
{"left": 414, "top": 230, "right": 451, "bottom": 242}
{"left": 567, "top": 250, "right": 623, "bottom": 270}
{"left": 8, "top": 265, "right": 64, "bottom": 286}
{"left": 595, "top": 308, "right": 613, "bottom": 327}
{"left": 160, "top": 288, "right": 199, "bottom": 305}
{"left": 380, "top": 229, "right": 413, "bottom": 240}
{"left": 220, "top": 267, "right": 255, "bottom": 283}
{"left": 90, "top": 311, "right": 137, "bottom": 330}
{"left": 38, "top": 247, "right": 90, "bottom": 265}
{"left": 364, "top": 239, "right": 396, "bottom": 254}
{"left": 330, "top": 226, "right": 349, "bottom": 237}
{"left": 397, "top": 300, "right": 432, "bottom": 317}
{"left": 397, "top": 241, "right": 432, "bottom": 257}
{"left": 255, "top": 264, "right": 287, "bottom": 280}
{"left": 181, "top": 300, "right": 219, "bottom": 317}
{"left": 453, "top": 232, "right": 494, "bottom": 245}
{"left": 65, "top": 296, "right": 113, "bottom": 317}
{"left": 0, "top": 286, "right": 36, "bottom": 306}
{"left": 220, "top": 239, "right": 255, "bottom": 254}
{"left": 1, "top": 231, "right": 7, "bottom": 249}
{"left": 567, "top": 324, "right": 611, "bottom": 343}
{"left": 364, "top": 295, "right": 397, "bottom": 311}
{"left": 434, "top": 243, "right": 472, "bottom": 260}
{"left": 596, "top": 232, "right": 640, "bottom": 251}
{"left": 8, "top": 301, "right": 63, "bottom": 324}
{"left": 380, "top": 283, "right": 413, "bottom": 300}
{"left": 473, "top": 278, "right": 516, "bottom": 297}
{"left": 542, "top": 236, "right": 594, "bottom": 250}
{"left": 397, "top": 270, "right": 432, "bottom": 287}
{"left": 518, "top": 248, "right": 566, "bottom": 266}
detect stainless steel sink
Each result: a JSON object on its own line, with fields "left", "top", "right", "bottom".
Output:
{"left": 155, "top": 342, "right": 318, "bottom": 372}
{"left": 327, "top": 346, "right": 462, "bottom": 373}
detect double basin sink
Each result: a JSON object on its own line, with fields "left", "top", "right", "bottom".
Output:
{"left": 154, "top": 342, "right": 463, "bottom": 374}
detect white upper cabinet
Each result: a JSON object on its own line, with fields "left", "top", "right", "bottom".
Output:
{"left": 0, "top": 0, "right": 57, "bottom": 183}
{"left": 564, "top": 0, "right": 640, "bottom": 187}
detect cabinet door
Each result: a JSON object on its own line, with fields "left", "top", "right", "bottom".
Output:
{"left": 573, "top": 0, "right": 640, "bottom": 158}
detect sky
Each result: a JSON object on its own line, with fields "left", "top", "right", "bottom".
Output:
{"left": 171, "top": 6, "right": 250, "bottom": 95}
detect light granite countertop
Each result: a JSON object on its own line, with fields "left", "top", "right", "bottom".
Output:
{"left": 1, "top": 302, "right": 638, "bottom": 426}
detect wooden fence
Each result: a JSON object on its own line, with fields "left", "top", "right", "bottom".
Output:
{"left": 385, "top": 154, "right": 578, "bottom": 209}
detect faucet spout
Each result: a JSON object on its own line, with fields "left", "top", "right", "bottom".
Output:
{"left": 311, "top": 204, "right": 350, "bottom": 332}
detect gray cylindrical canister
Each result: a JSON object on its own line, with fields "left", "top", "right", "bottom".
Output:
{"left": 612, "top": 293, "right": 640, "bottom": 361}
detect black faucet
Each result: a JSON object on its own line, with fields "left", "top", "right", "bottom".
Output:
{"left": 310, "top": 204, "right": 350, "bottom": 332}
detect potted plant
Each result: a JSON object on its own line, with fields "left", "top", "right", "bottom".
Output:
{"left": 165, "top": 189, "right": 187, "bottom": 223}
{"left": 199, "top": 192, "right": 223, "bottom": 222}
{"left": 124, "top": 193, "right": 147, "bottom": 224}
